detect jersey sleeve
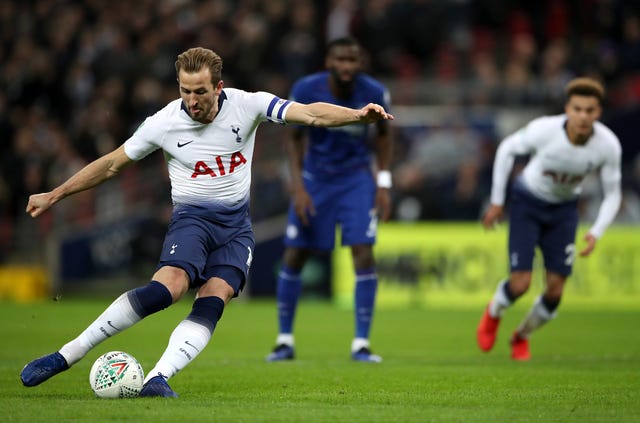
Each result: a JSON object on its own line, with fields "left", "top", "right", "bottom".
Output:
{"left": 123, "top": 112, "right": 168, "bottom": 161}
{"left": 249, "top": 91, "right": 294, "bottom": 124}
{"left": 489, "top": 117, "right": 549, "bottom": 205}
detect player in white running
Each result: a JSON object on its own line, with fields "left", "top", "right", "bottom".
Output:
{"left": 477, "top": 77, "right": 622, "bottom": 360}
{"left": 19, "top": 47, "right": 393, "bottom": 397}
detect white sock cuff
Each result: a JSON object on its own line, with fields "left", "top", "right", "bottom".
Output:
{"left": 57, "top": 347, "right": 75, "bottom": 367}
{"left": 276, "top": 334, "right": 294, "bottom": 347}
{"left": 351, "top": 337, "right": 370, "bottom": 352}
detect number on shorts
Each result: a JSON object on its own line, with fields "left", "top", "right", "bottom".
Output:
{"left": 564, "top": 243, "right": 576, "bottom": 266}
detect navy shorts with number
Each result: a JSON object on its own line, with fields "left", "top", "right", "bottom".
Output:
{"left": 508, "top": 180, "right": 579, "bottom": 276}
{"left": 284, "top": 168, "right": 377, "bottom": 250}
{"left": 156, "top": 202, "right": 255, "bottom": 296}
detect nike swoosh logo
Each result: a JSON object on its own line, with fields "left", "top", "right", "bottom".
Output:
{"left": 107, "top": 320, "right": 120, "bottom": 331}
{"left": 184, "top": 340, "right": 200, "bottom": 352}
{"left": 177, "top": 140, "right": 194, "bottom": 148}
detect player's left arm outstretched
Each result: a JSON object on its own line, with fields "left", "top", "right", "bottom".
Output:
{"left": 580, "top": 152, "right": 622, "bottom": 257}
{"left": 286, "top": 102, "right": 393, "bottom": 127}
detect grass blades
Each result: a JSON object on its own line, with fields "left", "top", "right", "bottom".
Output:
{"left": 1, "top": 298, "right": 638, "bottom": 422}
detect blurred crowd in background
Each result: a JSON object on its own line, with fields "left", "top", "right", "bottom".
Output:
{"left": 1, "top": 0, "right": 640, "bottom": 265}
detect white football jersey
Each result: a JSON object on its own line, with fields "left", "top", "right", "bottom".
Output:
{"left": 124, "top": 88, "right": 292, "bottom": 207}
{"left": 491, "top": 114, "right": 622, "bottom": 238}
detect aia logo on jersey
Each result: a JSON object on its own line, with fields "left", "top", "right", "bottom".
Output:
{"left": 230, "top": 125, "right": 242, "bottom": 143}
{"left": 542, "top": 170, "right": 584, "bottom": 184}
{"left": 191, "top": 151, "right": 247, "bottom": 178}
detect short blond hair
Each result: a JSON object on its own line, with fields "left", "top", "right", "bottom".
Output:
{"left": 175, "top": 47, "right": 223, "bottom": 84}
{"left": 565, "top": 77, "right": 605, "bottom": 105}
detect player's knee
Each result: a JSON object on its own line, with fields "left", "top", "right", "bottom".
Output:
{"left": 544, "top": 272, "right": 567, "bottom": 297}
{"left": 283, "top": 248, "right": 308, "bottom": 269}
{"left": 351, "top": 245, "right": 374, "bottom": 268}
{"left": 544, "top": 283, "right": 565, "bottom": 299}
{"left": 152, "top": 266, "right": 190, "bottom": 301}
{"left": 508, "top": 273, "right": 532, "bottom": 297}
{"left": 199, "top": 278, "right": 235, "bottom": 303}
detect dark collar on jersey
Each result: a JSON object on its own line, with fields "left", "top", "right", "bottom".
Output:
{"left": 180, "top": 90, "right": 227, "bottom": 119}
{"left": 218, "top": 90, "right": 227, "bottom": 110}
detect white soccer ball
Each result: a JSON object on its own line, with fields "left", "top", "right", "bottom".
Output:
{"left": 89, "top": 351, "right": 144, "bottom": 398}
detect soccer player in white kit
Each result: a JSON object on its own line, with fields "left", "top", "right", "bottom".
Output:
{"left": 19, "top": 47, "right": 393, "bottom": 397}
{"left": 477, "top": 77, "right": 622, "bottom": 361}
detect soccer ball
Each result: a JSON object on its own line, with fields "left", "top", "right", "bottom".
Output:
{"left": 89, "top": 351, "right": 144, "bottom": 398}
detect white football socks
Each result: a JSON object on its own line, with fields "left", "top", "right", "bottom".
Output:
{"left": 144, "top": 319, "right": 211, "bottom": 383}
{"left": 516, "top": 295, "right": 557, "bottom": 338}
{"left": 488, "top": 279, "right": 513, "bottom": 318}
{"left": 59, "top": 293, "right": 143, "bottom": 366}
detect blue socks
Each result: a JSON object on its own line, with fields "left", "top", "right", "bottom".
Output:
{"left": 128, "top": 281, "right": 173, "bottom": 318}
{"left": 276, "top": 266, "right": 302, "bottom": 334}
{"left": 186, "top": 296, "right": 225, "bottom": 333}
{"left": 275, "top": 265, "right": 378, "bottom": 341}
{"left": 541, "top": 295, "right": 561, "bottom": 314}
{"left": 354, "top": 268, "right": 378, "bottom": 339}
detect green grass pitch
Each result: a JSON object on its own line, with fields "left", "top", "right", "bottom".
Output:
{"left": 1, "top": 298, "right": 638, "bottom": 422}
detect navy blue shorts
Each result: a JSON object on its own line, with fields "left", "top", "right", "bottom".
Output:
{"left": 508, "top": 182, "right": 578, "bottom": 276}
{"left": 284, "top": 168, "right": 377, "bottom": 250}
{"left": 156, "top": 204, "right": 255, "bottom": 296}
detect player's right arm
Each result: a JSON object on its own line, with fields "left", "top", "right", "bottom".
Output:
{"left": 482, "top": 133, "right": 519, "bottom": 229}
{"left": 482, "top": 122, "right": 538, "bottom": 229}
{"left": 286, "top": 126, "right": 315, "bottom": 226}
{"left": 26, "top": 145, "right": 133, "bottom": 218}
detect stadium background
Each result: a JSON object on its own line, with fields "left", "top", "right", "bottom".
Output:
{"left": 0, "top": 0, "right": 639, "bottom": 304}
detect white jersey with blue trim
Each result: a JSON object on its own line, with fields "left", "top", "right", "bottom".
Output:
{"left": 124, "top": 88, "right": 292, "bottom": 207}
{"left": 490, "top": 114, "right": 622, "bottom": 238}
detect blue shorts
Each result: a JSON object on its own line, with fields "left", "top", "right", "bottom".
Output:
{"left": 156, "top": 203, "right": 255, "bottom": 296}
{"left": 284, "top": 168, "right": 377, "bottom": 250}
{"left": 508, "top": 182, "right": 578, "bottom": 276}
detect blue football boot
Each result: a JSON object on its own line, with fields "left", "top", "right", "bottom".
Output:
{"left": 351, "top": 347, "right": 382, "bottom": 363}
{"left": 139, "top": 374, "right": 178, "bottom": 398}
{"left": 21, "top": 352, "right": 69, "bottom": 387}
{"left": 265, "top": 344, "right": 295, "bottom": 362}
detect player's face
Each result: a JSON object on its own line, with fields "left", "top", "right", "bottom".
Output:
{"left": 178, "top": 67, "right": 223, "bottom": 123}
{"left": 326, "top": 45, "right": 362, "bottom": 87}
{"left": 564, "top": 94, "right": 601, "bottom": 143}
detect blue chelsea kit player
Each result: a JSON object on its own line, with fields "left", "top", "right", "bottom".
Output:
{"left": 267, "top": 37, "right": 393, "bottom": 363}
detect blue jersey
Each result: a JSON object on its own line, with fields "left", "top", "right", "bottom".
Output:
{"left": 290, "top": 71, "right": 391, "bottom": 177}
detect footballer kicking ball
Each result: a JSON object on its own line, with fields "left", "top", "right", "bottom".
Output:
{"left": 89, "top": 351, "right": 144, "bottom": 398}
